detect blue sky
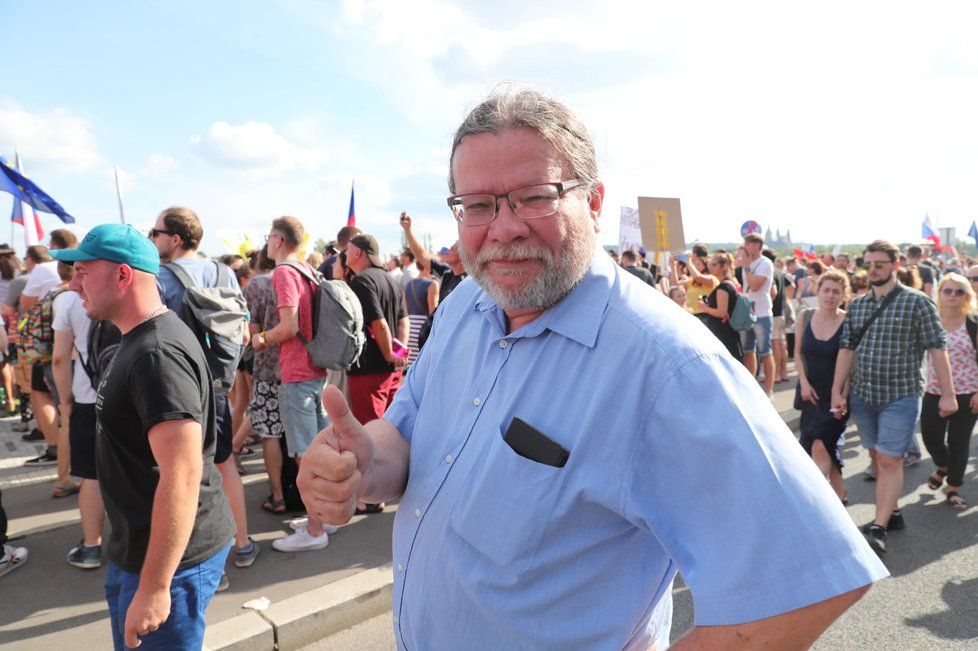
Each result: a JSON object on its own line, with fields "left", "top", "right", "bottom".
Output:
{"left": 3, "top": 0, "right": 978, "bottom": 257}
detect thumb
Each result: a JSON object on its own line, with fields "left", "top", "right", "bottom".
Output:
{"left": 322, "top": 386, "right": 365, "bottom": 451}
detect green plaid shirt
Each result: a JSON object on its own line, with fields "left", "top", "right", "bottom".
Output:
{"left": 840, "top": 284, "right": 946, "bottom": 405}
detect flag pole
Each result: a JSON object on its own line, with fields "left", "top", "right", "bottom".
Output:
{"left": 114, "top": 166, "right": 126, "bottom": 224}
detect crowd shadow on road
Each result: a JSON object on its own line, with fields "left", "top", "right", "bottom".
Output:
{"left": 904, "top": 576, "right": 978, "bottom": 641}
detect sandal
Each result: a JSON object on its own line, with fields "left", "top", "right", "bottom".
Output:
{"left": 927, "top": 469, "right": 948, "bottom": 491}
{"left": 947, "top": 491, "right": 968, "bottom": 511}
{"left": 261, "top": 495, "right": 287, "bottom": 514}
{"left": 355, "top": 503, "right": 385, "bottom": 515}
{"left": 52, "top": 481, "right": 80, "bottom": 498}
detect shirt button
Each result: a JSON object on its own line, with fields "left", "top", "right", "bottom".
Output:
{"left": 397, "top": 563, "right": 404, "bottom": 572}
{"left": 473, "top": 397, "right": 481, "bottom": 406}
{"left": 445, "top": 454, "right": 453, "bottom": 463}
{"left": 499, "top": 340, "right": 508, "bottom": 348}
{"left": 414, "top": 508, "right": 421, "bottom": 517}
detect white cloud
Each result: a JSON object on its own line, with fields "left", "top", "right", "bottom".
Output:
{"left": 0, "top": 100, "right": 101, "bottom": 172}
{"left": 143, "top": 154, "right": 178, "bottom": 177}
{"left": 189, "top": 121, "right": 328, "bottom": 176}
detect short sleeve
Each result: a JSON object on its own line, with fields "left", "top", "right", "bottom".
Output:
{"left": 350, "top": 276, "right": 384, "bottom": 324}
{"left": 430, "top": 259, "right": 450, "bottom": 280}
{"left": 273, "top": 267, "right": 301, "bottom": 310}
{"left": 916, "top": 296, "right": 946, "bottom": 350}
{"left": 52, "top": 292, "right": 72, "bottom": 331}
{"left": 129, "top": 349, "right": 205, "bottom": 431}
{"left": 622, "top": 353, "right": 887, "bottom": 625}
{"left": 755, "top": 258, "right": 773, "bottom": 280}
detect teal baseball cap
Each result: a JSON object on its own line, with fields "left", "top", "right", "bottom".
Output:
{"left": 49, "top": 224, "right": 161, "bottom": 275}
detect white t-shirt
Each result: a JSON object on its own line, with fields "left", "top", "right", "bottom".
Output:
{"left": 52, "top": 291, "right": 97, "bottom": 404}
{"left": 400, "top": 264, "right": 420, "bottom": 291}
{"left": 746, "top": 256, "right": 774, "bottom": 318}
{"left": 22, "top": 261, "right": 61, "bottom": 299}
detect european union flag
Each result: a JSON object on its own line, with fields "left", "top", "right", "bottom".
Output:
{"left": 0, "top": 156, "right": 75, "bottom": 223}
{"left": 969, "top": 221, "right": 978, "bottom": 246}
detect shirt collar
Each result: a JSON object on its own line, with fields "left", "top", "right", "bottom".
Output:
{"left": 473, "top": 247, "right": 617, "bottom": 348}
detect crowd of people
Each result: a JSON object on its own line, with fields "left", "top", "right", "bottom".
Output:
{"left": 0, "top": 87, "right": 970, "bottom": 647}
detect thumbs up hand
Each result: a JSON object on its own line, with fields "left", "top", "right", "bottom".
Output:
{"left": 298, "top": 386, "right": 375, "bottom": 525}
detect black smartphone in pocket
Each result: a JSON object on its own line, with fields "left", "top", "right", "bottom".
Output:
{"left": 502, "top": 418, "right": 570, "bottom": 468}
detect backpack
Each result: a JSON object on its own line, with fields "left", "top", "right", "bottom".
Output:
{"left": 723, "top": 280, "right": 757, "bottom": 332}
{"left": 82, "top": 319, "right": 122, "bottom": 391}
{"left": 279, "top": 260, "right": 365, "bottom": 370}
{"left": 164, "top": 261, "right": 248, "bottom": 392}
{"left": 19, "top": 287, "right": 68, "bottom": 365}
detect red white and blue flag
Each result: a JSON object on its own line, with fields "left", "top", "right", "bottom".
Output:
{"left": 8, "top": 152, "right": 44, "bottom": 246}
{"left": 347, "top": 181, "right": 356, "bottom": 227}
{"left": 922, "top": 213, "right": 940, "bottom": 246}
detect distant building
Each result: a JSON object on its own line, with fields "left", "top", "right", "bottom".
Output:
{"left": 765, "top": 227, "right": 793, "bottom": 248}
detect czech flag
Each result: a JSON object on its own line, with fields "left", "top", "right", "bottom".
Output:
{"left": 922, "top": 214, "right": 940, "bottom": 246}
{"left": 347, "top": 181, "right": 356, "bottom": 227}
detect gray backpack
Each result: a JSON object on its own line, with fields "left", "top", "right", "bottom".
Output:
{"left": 279, "top": 260, "right": 365, "bottom": 370}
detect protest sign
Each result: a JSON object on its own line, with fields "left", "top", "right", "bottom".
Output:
{"left": 619, "top": 206, "right": 642, "bottom": 254}
{"left": 638, "top": 197, "right": 684, "bottom": 252}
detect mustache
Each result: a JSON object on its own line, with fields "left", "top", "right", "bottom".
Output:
{"left": 474, "top": 241, "right": 553, "bottom": 266}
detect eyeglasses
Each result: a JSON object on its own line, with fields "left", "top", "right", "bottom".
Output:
{"left": 148, "top": 228, "right": 175, "bottom": 239}
{"left": 862, "top": 261, "right": 891, "bottom": 270}
{"left": 264, "top": 233, "right": 283, "bottom": 243}
{"left": 447, "top": 180, "right": 583, "bottom": 225}
{"left": 941, "top": 287, "right": 967, "bottom": 297}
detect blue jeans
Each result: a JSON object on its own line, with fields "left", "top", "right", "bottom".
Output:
{"left": 850, "top": 393, "right": 922, "bottom": 458}
{"left": 741, "top": 315, "right": 773, "bottom": 357}
{"left": 280, "top": 376, "right": 329, "bottom": 457}
{"left": 105, "top": 545, "right": 229, "bottom": 650}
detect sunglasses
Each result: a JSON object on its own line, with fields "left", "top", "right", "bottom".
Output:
{"left": 147, "top": 228, "right": 175, "bottom": 238}
{"left": 969, "top": 276, "right": 978, "bottom": 282}
{"left": 862, "top": 261, "right": 891, "bottom": 270}
{"left": 941, "top": 288, "right": 967, "bottom": 297}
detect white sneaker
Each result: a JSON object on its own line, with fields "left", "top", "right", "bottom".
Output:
{"left": 272, "top": 528, "right": 330, "bottom": 552}
{"left": 289, "top": 517, "right": 339, "bottom": 535}
{"left": 0, "top": 544, "right": 28, "bottom": 578}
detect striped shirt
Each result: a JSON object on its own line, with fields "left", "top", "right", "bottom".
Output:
{"left": 840, "top": 283, "right": 945, "bottom": 404}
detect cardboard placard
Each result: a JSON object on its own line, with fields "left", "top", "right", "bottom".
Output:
{"left": 638, "top": 197, "right": 684, "bottom": 252}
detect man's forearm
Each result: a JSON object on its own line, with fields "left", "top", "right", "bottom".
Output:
{"left": 832, "top": 349, "right": 855, "bottom": 394}
{"left": 930, "top": 349, "right": 956, "bottom": 395}
{"left": 362, "top": 418, "right": 410, "bottom": 503}
{"left": 370, "top": 320, "right": 395, "bottom": 361}
{"left": 139, "top": 471, "right": 201, "bottom": 591}
{"left": 52, "top": 356, "right": 73, "bottom": 409}
{"left": 672, "top": 585, "right": 869, "bottom": 651}
{"left": 403, "top": 228, "right": 431, "bottom": 267}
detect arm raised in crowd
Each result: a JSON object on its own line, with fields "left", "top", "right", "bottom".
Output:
{"left": 399, "top": 214, "right": 432, "bottom": 269}
{"left": 298, "top": 386, "right": 410, "bottom": 523}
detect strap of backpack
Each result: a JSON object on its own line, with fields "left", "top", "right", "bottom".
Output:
{"left": 214, "top": 260, "right": 232, "bottom": 287}
{"left": 800, "top": 308, "right": 814, "bottom": 334}
{"left": 278, "top": 260, "right": 320, "bottom": 345}
{"left": 163, "top": 262, "right": 197, "bottom": 290}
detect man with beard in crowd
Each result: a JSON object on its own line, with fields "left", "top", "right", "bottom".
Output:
{"left": 297, "top": 88, "right": 886, "bottom": 649}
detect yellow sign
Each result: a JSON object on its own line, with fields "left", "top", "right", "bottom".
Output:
{"left": 637, "top": 197, "right": 684, "bottom": 252}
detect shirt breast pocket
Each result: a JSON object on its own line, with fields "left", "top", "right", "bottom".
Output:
{"left": 449, "top": 427, "right": 567, "bottom": 576}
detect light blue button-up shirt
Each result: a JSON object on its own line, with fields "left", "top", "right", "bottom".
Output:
{"left": 384, "top": 251, "right": 887, "bottom": 650}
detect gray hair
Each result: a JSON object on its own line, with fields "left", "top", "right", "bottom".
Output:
{"left": 448, "top": 87, "right": 599, "bottom": 194}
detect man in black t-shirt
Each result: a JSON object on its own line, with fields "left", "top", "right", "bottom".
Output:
{"left": 51, "top": 224, "right": 233, "bottom": 650}
{"left": 620, "top": 249, "right": 656, "bottom": 286}
{"left": 346, "top": 234, "right": 410, "bottom": 425}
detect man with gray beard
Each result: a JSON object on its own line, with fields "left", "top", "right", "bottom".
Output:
{"left": 297, "top": 88, "right": 886, "bottom": 649}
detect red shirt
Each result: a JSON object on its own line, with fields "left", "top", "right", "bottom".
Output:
{"left": 273, "top": 262, "right": 326, "bottom": 383}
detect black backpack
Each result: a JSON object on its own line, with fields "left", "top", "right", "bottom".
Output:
{"left": 82, "top": 319, "right": 122, "bottom": 391}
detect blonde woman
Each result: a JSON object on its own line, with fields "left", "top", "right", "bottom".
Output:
{"left": 922, "top": 273, "right": 978, "bottom": 510}
{"left": 794, "top": 271, "right": 850, "bottom": 501}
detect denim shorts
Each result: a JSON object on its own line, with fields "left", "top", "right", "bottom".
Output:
{"left": 741, "top": 315, "right": 773, "bottom": 357}
{"left": 280, "top": 376, "right": 329, "bottom": 457}
{"left": 850, "top": 392, "right": 922, "bottom": 458}
{"left": 105, "top": 545, "right": 229, "bottom": 651}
